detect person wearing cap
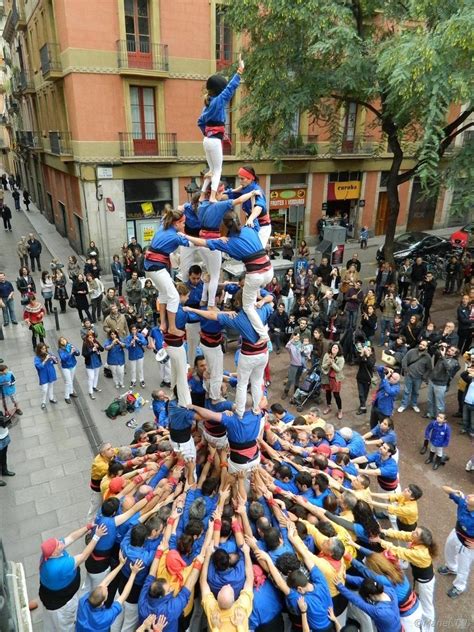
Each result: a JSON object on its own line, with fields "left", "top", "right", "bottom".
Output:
{"left": 76, "top": 556, "right": 144, "bottom": 632}
{"left": 196, "top": 185, "right": 258, "bottom": 310}
{"left": 39, "top": 522, "right": 108, "bottom": 632}
{"left": 198, "top": 55, "right": 244, "bottom": 203}
{"left": 370, "top": 366, "right": 401, "bottom": 430}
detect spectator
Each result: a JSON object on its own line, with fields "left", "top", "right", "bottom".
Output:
{"left": 268, "top": 302, "right": 288, "bottom": 354}
{"left": 67, "top": 255, "right": 81, "bottom": 282}
{"left": 53, "top": 269, "right": 69, "bottom": 314}
{"left": 420, "top": 272, "right": 437, "bottom": 325}
{"left": 16, "top": 266, "right": 36, "bottom": 305}
{"left": 103, "top": 304, "right": 129, "bottom": 339}
{"left": 72, "top": 273, "right": 92, "bottom": 321}
{"left": 355, "top": 343, "right": 376, "bottom": 415}
{"left": 40, "top": 272, "right": 54, "bottom": 314}
{"left": 370, "top": 366, "right": 400, "bottom": 429}
{"left": 27, "top": 233, "right": 42, "bottom": 272}
{"left": 0, "top": 272, "right": 18, "bottom": 326}
{"left": 1, "top": 204, "right": 13, "bottom": 231}
{"left": 23, "top": 294, "right": 46, "bottom": 350}
{"left": 398, "top": 340, "right": 432, "bottom": 414}
{"left": 321, "top": 342, "right": 345, "bottom": 419}
{"left": 280, "top": 268, "right": 295, "bottom": 314}
{"left": 101, "top": 287, "right": 122, "bottom": 319}
{"left": 444, "top": 256, "right": 461, "bottom": 295}
{"left": 111, "top": 254, "right": 126, "bottom": 296}
{"left": 425, "top": 344, "right": 460, "bottom": 419}
{"left": 397, "top": 258, "right": 412, "bottom": 300}
{"left": 410, "top": 257, "right": 427, "bottom": 298}
{"left": 126, "top": 271, "right": 143, "bottom": 311}
{"left": 17, "top": 236, "right": 29, "bottom": 268}
{"left": 11, "top": 188, "right": 20, "bottom": 211}
{"left": 86, "top": 273, "right": 104, "bottom": 323}
{"left": 23, "top": 189, "right": 31, "bottom": 211}
{"left": 86, "top": 240, "right": 100, "bottom": 262}
{"left": 456, "top": 295, "right": 473, "bottom": 354}
{"left": 402, "top": 315, "right": 422, "bottom": 349}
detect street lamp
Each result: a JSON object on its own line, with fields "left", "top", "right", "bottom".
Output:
{"left": 184, "top": 177, "right": 200, "bottom": 200}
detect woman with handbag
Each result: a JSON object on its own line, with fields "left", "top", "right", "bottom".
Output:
{"left": 321, "top": 342, "right": 345, "bottom": 419}
{"left": 53, "top": 269, "right": 68, "bottom": 313}
{"left": 71, "top": 273, "right": 92, "bottom": 321}
{"left": 23, "top": 294, "right": 46, "bottom": 350}
{"left": 16, "top": 266, "right": 36, "bottom": 306}
{"left": 356, "top": 344, "right": 376, "bottom": 415}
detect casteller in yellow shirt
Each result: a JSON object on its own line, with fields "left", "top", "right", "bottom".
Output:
{"left": 202, "top": 589, "right": 253, "bottom": 632}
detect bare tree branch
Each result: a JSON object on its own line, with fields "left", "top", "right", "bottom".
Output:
{"left": 330, "top": 94, "right": 383, "bottom": 120}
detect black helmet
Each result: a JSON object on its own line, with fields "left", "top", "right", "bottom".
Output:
{"left": 206, "top": 74, "right": 228, "bottom": 96}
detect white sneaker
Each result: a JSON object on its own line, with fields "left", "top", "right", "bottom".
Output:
{"left": 412, "top": 406, "right": 421, "bottom": 413}
{"left": 466, "top": 460, "right": 473, "bottom": 472}
{"left": 397, "top": 406, "right": 406, "bottom": 413}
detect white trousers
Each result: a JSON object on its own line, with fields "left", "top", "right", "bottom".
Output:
{"left": 180, "top": 245, "right": 198, "bottom": 281}
{"left": 42, "top": 593, "right": 79, "bottom": 632}
{"left": 83, "top": 567, "right": 110, "bottom": 593}
{"left": 202, "top": 343, "right": 224, "bottom": 400}
{"left": 40, "top": 382, "right": 55, "bottom": 405}
{"left": 444, "top": 527, "right": 474, "bottom": 592}
{"left": 258, "top": 224, "right": 272, "bottom": 248}
{"left": 186, "top": 322, "right": 201, "bottom": 366}
{"left": 129, "top": 358, "right": 144, "bottom": 383}
{"left": 401, "top": 602, "right": 424, "bottom": 632}
{"left": 228, "top": 453, "right": 261, "bottom": 475}
{"left": 86, "top": 489, "right": 102, "bottom": 522}
{"left": 158, "top": 360, "right": 171, "bottom": 384}
{"left": 202, "top": 429, "right": 228, "bottom": 450}
{"left": 199, "top": 247, "right": 222, "bottom": 307}
{"left": 170, "top": 436, "right": 197, "bottom": 461}
{"left": 86, "top": 367, "right": 100, "bottom": 394}
{"left": 235, "top": 351, "right": 267, "bottom": 418}
{"left": 167, "top": 344, "right": 191, "bottom": 407}
{"left": 146, "top": 268, "right": 179, "bottom": 313}
{"left": 110, "top": 598, "right": 138, "bottom": 632}
{"left": 416, "top": 577, "right": 435, "bottom": 632}
{"left": 61, "top": 366, "right": 76, "bottom": 398}
{"left": 242, "top": 269, "right": 273, "bottom": 339}
{"left": 202, "top": 136, "right": 223, "bottom": 192}
{"left": 111, "top": 364, "right": 125, "bottom": 387}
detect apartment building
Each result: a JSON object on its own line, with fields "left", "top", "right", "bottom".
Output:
{"left": 0, "top": 0, "right": 464, "bottom": 259}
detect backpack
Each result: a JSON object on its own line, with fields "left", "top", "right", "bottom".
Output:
{"left": 105, "top": 398, "right": 127, "bottom": 419}
{"left": 126, "top": 392, "right": 137, "bottom": 412}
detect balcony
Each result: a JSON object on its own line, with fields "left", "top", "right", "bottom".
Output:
{"left": 331, "top": 135, "right": 382, "bottom": 157}
{"left": 11, "top": 1, "right": 26, "bottom": 30}
{"left": 40, "top": 43, "right": 62, "bottom": 81}
{"left": 48, "top": 131, "right": 72, "bottom": 159}
{"left": 281, "top": 134, "right": 319, "bottom": 156}
{"left": 119, "top": 132, "right": 177, "bottom": 160}
{"left": 17, "top": 130, "right": 43, "bottom": 151}
{"left": 117, "top": 40, "right": 169, "bottom": 76}
{"left": 19, "top": 69, "right": 34, "bottom": 92}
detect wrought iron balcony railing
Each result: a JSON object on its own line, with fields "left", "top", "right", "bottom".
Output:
{"left": 119, "top": 132, "right": 178, "bottom": 158}
{"left": 117, "top": 40, "right": 169, "bottom": 72}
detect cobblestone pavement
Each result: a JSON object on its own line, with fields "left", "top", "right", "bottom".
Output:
{"left": 0, "top": 184, "right": 471, "bottom": 629}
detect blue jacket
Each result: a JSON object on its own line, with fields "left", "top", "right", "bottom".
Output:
{"left": 138, "top": 576, "right": 190, "bottom": 631}
{"left": 152, "top": 399, "right": 168, "bottom": 427}
{"left": 197, "top": 73, "right": 241, "bottom": 132}
{"left": 149, "top": 326, "right": 165, "bottom": 351}
{"left": 345, "top": 431, "right": 367, "bottom": 458}
{"left": 183, "top": 202, "right": 201, "bottom": 236}
{"left": 105, "top": 338, "right": 126, "bottom": 365}
{"left": 58, "top": 345, "right": 79, "bottom": 369}
{"left": 424, "top": 420, "right": 451, "bottom": 447}
{"left": 227, "top": 181, "right": 269, "bottom": 223}
{"left": 374, "top": 366, "right": 400, "bottom": 415}
{"left": 168, "top": 400, "right": 196, "bottom": 432}
{"left": 207, "top": 225, "right": 265, "bottom": 260}
{"left": 198, "top": 199, "right": 233, "bottom": 231}
{"left": 217, "top": 304, "right": 273, "bottom": 344}
{"left": 144, "top": 226, "right": 189, "bottom": 271}
{"left": 34, "top": 356, "right": 57, "bottom": 385}
{"left": 337, "top": 576, "right": 401, "bottom": 632}
{"left": 249, "top": 578, "right": 283, "bottom": 629}
{"left": 221, "top": 410, "right": 263, "bottom": 444}
{"left": 185, "top": 280, "right": 204, "bottom": 308}
{"left": 124, "top": 332, "right": 147, "bottom": 360}
{"left": 120, "top": 531, "right": 155, "bottom": 585}
{"left": 0, "top": 371, "right": 16, "bottom": 396}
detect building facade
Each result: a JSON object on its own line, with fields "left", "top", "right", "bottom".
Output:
{"left": 0, "top": 0, "right": 467, "bottom": 260}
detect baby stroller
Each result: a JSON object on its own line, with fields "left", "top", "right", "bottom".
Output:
{"left": 293, "top": 360, "right": 322, "bottom": 412}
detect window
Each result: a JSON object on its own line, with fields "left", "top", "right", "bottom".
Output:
{"left": 216, "top": 7, "right": 232, "bottom": 69}
{"left": 125, "top": 0, "right": 150, "bottom": 53}
{"left": 124, "top": 178, "right": 172, "bottom": 218}
{"left": 131, "top": 86, "right": 156, "bottom": 139}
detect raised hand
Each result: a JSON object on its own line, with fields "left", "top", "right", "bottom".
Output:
{"left": 130, "top": 558, "right": 144, "bottom": 575}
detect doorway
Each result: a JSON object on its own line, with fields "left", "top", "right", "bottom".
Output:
{"left": 58, "top": 201, "right": 67, "bottom": 237}
{"left": 75, "top": 215, "right": 85, "bottom": 254}
{"left": 406, "top": 178, "right": 436, "bottom": 231}
{"left": 375, "top": 192, "right": 389, "bottom": 235}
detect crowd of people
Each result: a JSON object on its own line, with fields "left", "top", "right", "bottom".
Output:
{"left": 0, "top": 66, "right": 473, "bottom": 632}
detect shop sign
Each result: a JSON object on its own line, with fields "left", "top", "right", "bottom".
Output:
{"left": 142, "top": 226, "right": 155, "bottom": 244}
{"left": 269, "top": 188, "right": 306, "bottom": 208}
{"left": 97, "top": 166, "right": 113, "bottom": 179}
{"left": 141, "top": 201, "right": 154, "bottom": 217}
{"left": 327, "top": 181, "right": 360, "bottom": 201}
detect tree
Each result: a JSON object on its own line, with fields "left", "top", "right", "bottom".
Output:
{"left": 226, "top": 0, "right": 474, "bottom": 260}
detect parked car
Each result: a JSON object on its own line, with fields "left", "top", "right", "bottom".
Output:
{"left": 377, "top": 231, "right": 452, "bottom": 264}
{"left": 450, "top": 222, "right": 474, "bottom": 250}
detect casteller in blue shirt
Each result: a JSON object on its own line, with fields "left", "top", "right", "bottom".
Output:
{"left": 76, "top": 593, "right": 122, "bottom": 632}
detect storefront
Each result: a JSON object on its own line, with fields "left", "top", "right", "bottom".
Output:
{"left": 269, "top": 186, "right": 307, "bottom": 246}
{"left": 325, "top": 172, "right": 361, "bottom": 221}
{"left": 124, "top": 178, "right": 173, "bottom": 247}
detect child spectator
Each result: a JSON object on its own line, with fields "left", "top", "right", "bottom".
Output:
{"left": 359, "top": 225, "right": 369, "bottom": 249}
{"left": 0, "top": 364, "right": 23, "bottom": 415}
{"left": 420, "top": 412, "right": 451, "bottom": 470}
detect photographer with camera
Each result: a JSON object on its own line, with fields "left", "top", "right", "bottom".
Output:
{"left": 424, "top": 343, "right": 460, "bottom": 420}
{"left": 370, "top": 365, "right": 401, "bottom": 429}
{"left": 355, "top": 341, "right": 376, "bottom": 415}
